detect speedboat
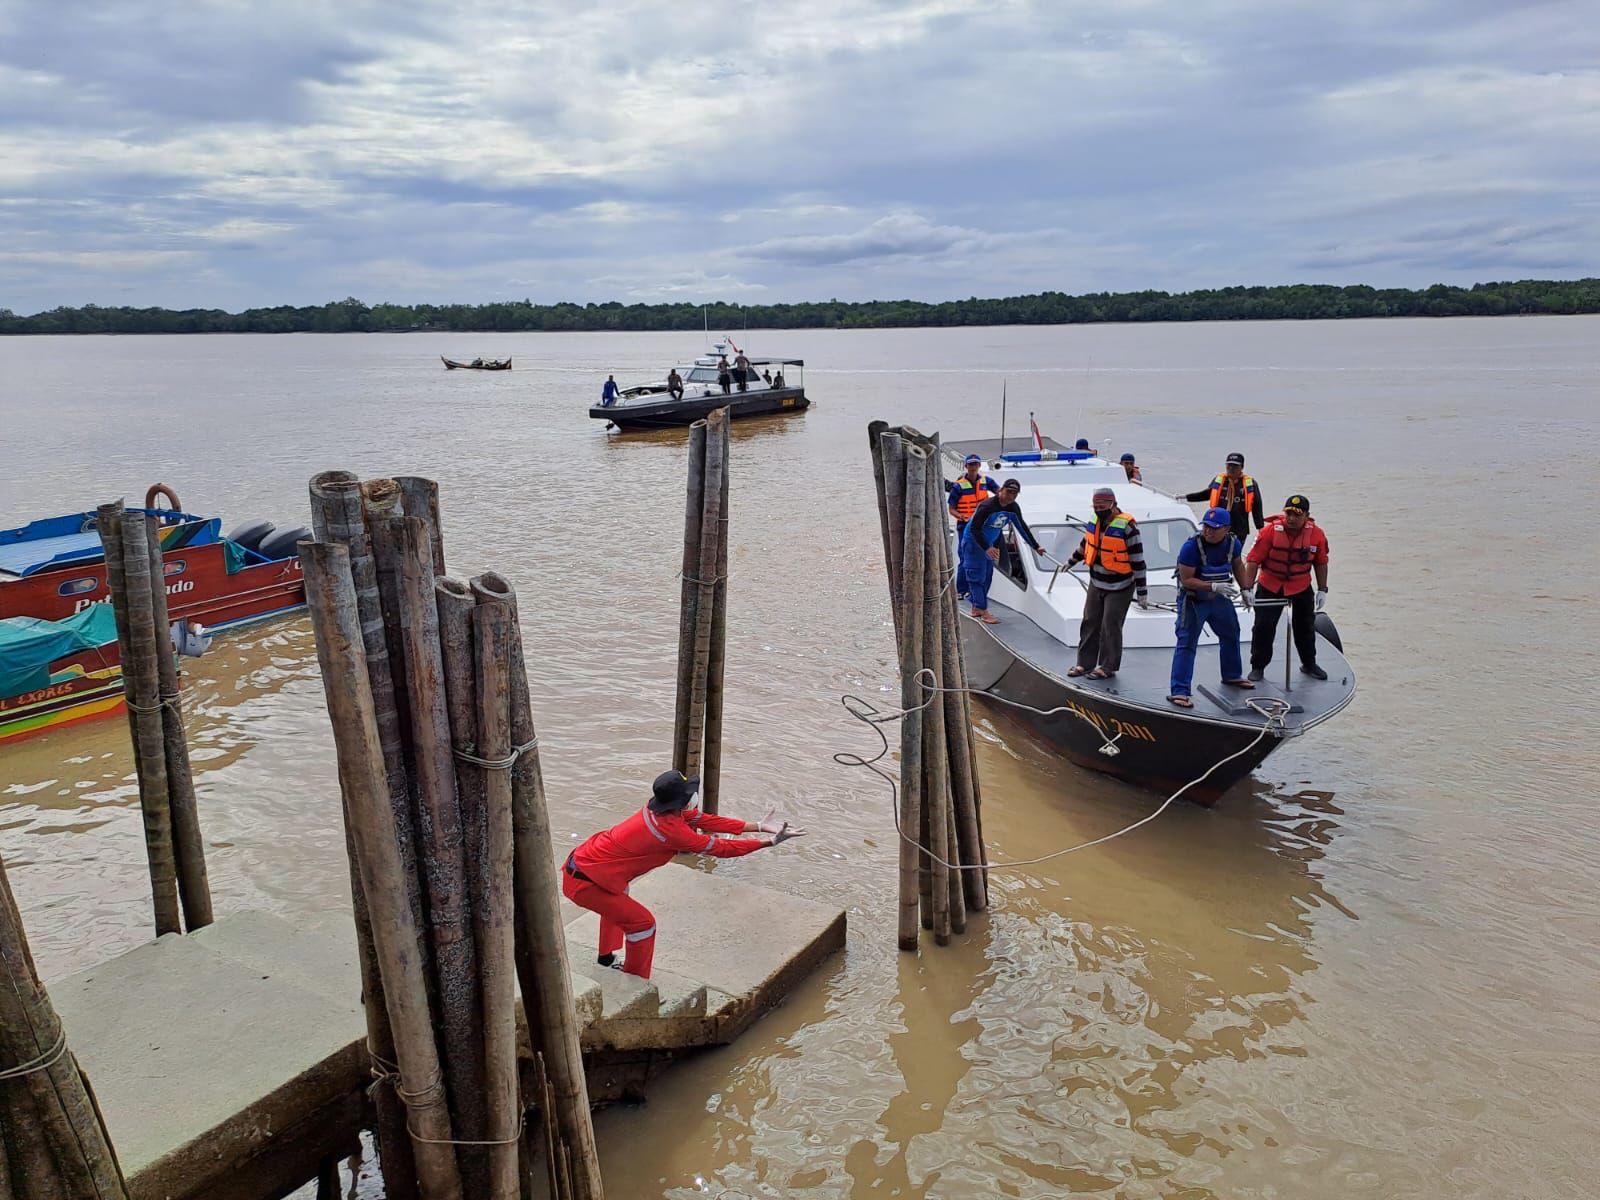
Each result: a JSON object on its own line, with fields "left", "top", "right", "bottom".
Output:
{"left": 943, "top": 437, "right": 1355, "bottom": 805}
{"left": 0, "top": 607, "right": 124, "bottom": 742}
{"left": 590, "top": 338, "right": 808, "bottom": 430}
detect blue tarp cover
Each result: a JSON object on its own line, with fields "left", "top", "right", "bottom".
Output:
{"left": 0, "top": 606, "right": 119, "bottom": 696}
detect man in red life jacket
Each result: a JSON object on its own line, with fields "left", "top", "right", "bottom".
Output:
{"left": 1244, "top": 494, "right": 1331, "bottom": 681}
{"left": 562, "top": 770, "right": 805, "bottom": 979}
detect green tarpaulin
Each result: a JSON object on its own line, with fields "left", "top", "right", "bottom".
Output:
{"left": 0, "top": 606, "right": 120, "bottom": 697}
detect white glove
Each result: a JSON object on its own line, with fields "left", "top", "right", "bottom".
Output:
{"left": 1241, "top": 589, "right": 1254, "bottom": 610}
{"left": 1211, "top": 582, "right": 1238, "bottom": 601}
{"left": 1134, "top": 590, "right": 1149, "bottom": 609}
{"left": 770, "top": 821, "right": 807, "bottom": 845}
{"left": 1315, "top": 589, "right": 1328, "bottom": 612}
{"left": 758, "top": 809, "right": 785, "bottom": 835}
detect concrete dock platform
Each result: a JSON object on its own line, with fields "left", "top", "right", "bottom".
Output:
{"left": 50, "top": 864, "right": 845, "bottom": 1200}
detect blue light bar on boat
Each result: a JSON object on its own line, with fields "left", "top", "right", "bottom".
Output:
{"left": 997, "top": 451, "right": 1094, "bottom": 463}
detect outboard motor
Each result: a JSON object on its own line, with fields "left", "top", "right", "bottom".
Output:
{"left": 170, "top": 620, "right": 212, "bottom": 658}
{"left": 226, "top": 520, "right": 276, "bottom": 554}
{"left": 255, "top": 526, "right": 311, "bottom": 562}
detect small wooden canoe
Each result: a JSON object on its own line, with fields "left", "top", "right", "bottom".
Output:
{"left": 441, "top": 356, "right": 512, "bottom": 371}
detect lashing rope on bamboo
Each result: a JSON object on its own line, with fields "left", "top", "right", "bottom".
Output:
{"left": 0, "top": 1028, "right": 68, "bottom": 1080}
{"left": 834, "top": 668, "right": 1289, "bottom": 870}
{"left": 367, "top": 1045, "right": 526, "bottom": 1147}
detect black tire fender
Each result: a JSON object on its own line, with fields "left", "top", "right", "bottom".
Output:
{"left": 1314, "top": 611, "right": 1343, "bottom": 652}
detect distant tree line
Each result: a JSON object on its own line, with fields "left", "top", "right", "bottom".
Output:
{"left": 3, "top": 279, "right": 1597, "bottom": 335}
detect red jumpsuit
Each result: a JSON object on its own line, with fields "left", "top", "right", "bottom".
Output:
{"left": 563, "top": 805, "right": 766, "bottom": 978}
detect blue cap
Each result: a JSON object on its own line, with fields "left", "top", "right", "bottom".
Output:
{"left": 1201, "top": 507, "right": 1232, "bottom": 529}
{"left": 1119, "top": 452, "right": 1135, "bottom": 463}
{"left": 1074, "top": 438, "right": 1091, "bottom": 450}
{"left": 963, "top": 453, "right": 982, "bottom": 465}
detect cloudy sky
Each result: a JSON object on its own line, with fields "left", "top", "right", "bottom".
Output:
{"left": 2, "top": 0, "right": 1596, "bottom": 311}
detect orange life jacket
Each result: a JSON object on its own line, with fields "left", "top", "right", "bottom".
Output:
{"left": 1083, "top": 512, "right": 1137, "bottom": 574}
{"left": 1209, "top": 474, "right": 1256, "bottom": 513}
{"left": 950, "top": 475, "right": 993, "bottom": 522}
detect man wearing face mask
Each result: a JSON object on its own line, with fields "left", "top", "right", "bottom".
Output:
{"left": 561, "top": 770, "right": 806, "bottom": 979}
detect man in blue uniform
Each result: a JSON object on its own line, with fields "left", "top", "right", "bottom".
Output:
{"left": 959, "top": 478, "right": 1045, "bottom": 624}
{"left": 601, "top": 375, "right": 621, "bottom": 406}
{"left": 1168, "top": 508, "right": 1255, "bottom": 708}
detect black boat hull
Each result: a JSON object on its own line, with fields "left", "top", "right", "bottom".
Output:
{"left": 960, "top": 618, "right": 1284, "bottom": 806}
{"left": 591, "top": 388, "right": 809, "bottom": 429}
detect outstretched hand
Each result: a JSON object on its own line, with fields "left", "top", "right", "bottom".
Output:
{"left": 769, "top": 821, "right": 807, "bottom": 845}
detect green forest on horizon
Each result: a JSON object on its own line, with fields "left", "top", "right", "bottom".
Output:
{"left": 3, "top": 278, "right": 1597, "bottom": 334}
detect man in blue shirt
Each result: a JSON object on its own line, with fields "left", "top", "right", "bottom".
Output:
{"left": 947, "top": 454, "right": 999, "bottom": 600}
{"left": 601, "top": 375, "right": 621, "bottom": 406}
{"left": 960, "top": 479, "right": 1045, "bottom": 624}
{"left": 1168, "top": 508, "right": 1255, "bottom": 708}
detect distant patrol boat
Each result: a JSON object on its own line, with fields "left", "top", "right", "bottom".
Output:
{"left": 590, "top": 338, "right": 808, "bottom": 430}
{"left": 942, "top": 437, "right": 1355, "bottom": 804}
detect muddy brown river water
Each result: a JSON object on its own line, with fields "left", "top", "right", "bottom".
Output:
{"left": 2, "top": 318, "right": 1597, "bottom": 1198}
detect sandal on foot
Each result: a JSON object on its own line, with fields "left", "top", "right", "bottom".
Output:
{"left": 1067, "top": 665, "right": 1089, "bottom": 678}
{"left": 1088, "top": 668, "right": 1114, "bottom": 680}
{"left": 972, "top": 610, "right": 1001, "bottom": 625}
{"left": 1168, "top": 695, "right": 1194, "bottom": 708}
{"left": 1222, "top": 678, "right": 1256, "bottom": 689}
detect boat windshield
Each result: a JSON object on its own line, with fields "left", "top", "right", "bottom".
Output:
{"left": 1028, "top": 517, "right": 1198, "bottom": 574}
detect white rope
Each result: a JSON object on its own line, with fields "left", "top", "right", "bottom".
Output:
{"left": 0, "top": 1028, "right": 68, "bottom": 1080}
{"left": 452, "top": 736, "right": 538, "bottom": 771}
{"left": 834, "top": 668, "right": 1290, "bottom": 871}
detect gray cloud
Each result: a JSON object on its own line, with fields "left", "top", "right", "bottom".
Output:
{"left": 0, "top": 0, "right": 1596, "bottom": 310}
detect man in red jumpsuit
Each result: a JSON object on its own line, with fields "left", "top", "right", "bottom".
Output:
{"left": 562, "top": 769, "right": 805, "bottom": 979}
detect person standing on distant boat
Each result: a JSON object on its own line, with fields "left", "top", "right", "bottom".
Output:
{"left": 667, "top": 368, "right": 684, "bottom": 400}
{"left": 1064, "top": 487, "right": 1149, "bottom": 679}
{"left": 1167, "top": 507, "right": 1254, "bottom": 708}
{"left": 562, "top": 770, "right": 804, "bottom": 979}
{"left": 601, "top": 375, "right": 621, "bottom": 407}
{"left": 1243, "top": 494, "right": 1330, "bottom": 681}
{"left": 1185, "top": 452, "right": 1263, "bottom": 543}
{"left": 733, "top": 350, "right": 752, "bottom": 392}
{"left": 948, "top": 453, "right": 998, "bottom": 601}
{"left": 960, "top": 479, "right": 1046, "bottom": 624}
{"left": 1120, "top": 453, "right": 1142, "bottom": 483}
{"left": 717, "top": 356, "right": 732, "bottom": 395}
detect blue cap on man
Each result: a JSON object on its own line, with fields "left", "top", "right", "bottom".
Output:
{"left": 1201, "top": 507, "right": 1232, "bottom": 529}
{"left": 1119, "top": 452, "right": 1136, "bottom": 464}
{"left": 963, "top": 453, "right": 982, "bottom": 465}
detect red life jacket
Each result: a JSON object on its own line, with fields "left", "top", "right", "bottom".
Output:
{"left": 570, "top": 806, "right": 764, "bottom": 892}
{"left": 1251, "top": 516, "right": 1326, "bottom": 594}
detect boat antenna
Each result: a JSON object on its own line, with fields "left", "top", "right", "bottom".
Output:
{"left": 999, "top": 378, "right": 1007, "bottom": 457}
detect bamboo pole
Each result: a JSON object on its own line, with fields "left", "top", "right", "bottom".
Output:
{"left": 920, "top": 461, "right": 961, "bottom": 941}
{"left": 701, "top": 412, "right": 731, "bottom": 815}
{"left": 471, "top": 572, "right": 604, "bottom": 1200}
{"left": 866, "top": 421, "right": 898, "bottom": 640}
{"left": 683, "top": 409, "right": 726, "bottom": 780}
{"left": 396, "top": 477, "right": 447, "bottom": 575}
{"left": 93, "top": 504, "right": 137, "bottom": 746}
{"left": 0, "top": 854, "right": 130, "bottom": 1200}
{"left": 117, "top": 513, "right": 182, "bottom": 937}
{"left": 141, "top": 514, "right": 212, "bottom": 931}
{"left": 671, "top": 422, "right": 708, "bottom": 775}
{"left": 309, "top": 472, "right": 420, "bottom": 1200}
{"left": 908, "top": 447, "right": 951, "bottom": 944}
{"left": 937, "top": 508, "right": 987, "bottom": 912}
{"left": 299, "top": 541, "right": 463, "bottom": 1200}
{"left": 470, "top": 598, "right": 522, "bottom": 1200}
{"left": 383, "top": 515, "right": 486, "bottom": 1177}
{"left": 880, "top": 434, "right": 908, "bottom": 628}
{"left": 896, "top": 444, "right": 926, "bottom": 952}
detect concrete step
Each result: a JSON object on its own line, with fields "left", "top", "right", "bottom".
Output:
{"left": 568, "top": 953, "right": 661, "bottom": 1021}
{"left": 573, "top": 962, "right": 712, "bottom": 1052}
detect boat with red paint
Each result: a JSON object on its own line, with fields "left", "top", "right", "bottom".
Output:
{"left": 0, "top": 485, "right": 307, "bottom": 632}
{"left": 0, "top": 607, "right": 125, "bottom": 743}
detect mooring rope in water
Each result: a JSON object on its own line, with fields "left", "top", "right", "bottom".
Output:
{"left": 834, "top": 669, "right": 1290, "bottom": 871}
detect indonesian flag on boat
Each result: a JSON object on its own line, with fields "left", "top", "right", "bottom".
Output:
{"left": 1029, "top": 413, "right": 1045, "bottom": 451}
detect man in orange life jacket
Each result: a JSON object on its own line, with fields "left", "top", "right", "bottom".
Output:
{"left": 1244, "top": 494, "right": 1331, "bottom": 681}
{"left": 1063, "top": 486, "right": 1148, "bottom": 679}
{"left": 1185, "top": 452, "right": 1263, "bottom": 543}
{"left": 948, "top": 454, "right": 998, "bottom": 600}
{"left": 562, "top": 770, "right": 805, "bottom": 979}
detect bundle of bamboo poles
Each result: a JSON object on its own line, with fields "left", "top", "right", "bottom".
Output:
{"left": 672, "top": 408, "right": 731, "bottom": 814}
{"left": 95, "top": 499, "right": 213, "bottom": 937}
{"left": 300, "top": 473, "right": 602, "bottom": 1200}
{"left": 0, "top": 853, "right": 130, "bottom": 1199}
{"left": 867, "top": 423, "right": 989, "bottom": 950}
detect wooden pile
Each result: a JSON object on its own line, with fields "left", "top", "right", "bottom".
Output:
{"left": 95, "top": 498, "right": 213, "bottom": 937}
{"left": 300, "top": 472, "right": 602, "bottom": 1200}
{"left": 672, "top": 409, "right": 731, "bottom": 814}
{"left": 867, "top": 424, "right": 989, "bottom": 950}
{"left": 0, "top": 854, "right": 129, "bottom": 1199}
